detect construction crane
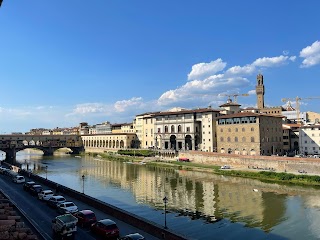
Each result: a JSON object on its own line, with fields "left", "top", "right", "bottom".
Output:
{"left": 281, "top": 96, "right": 320, "bottom": 123}
{"left": 219, "top": 93, "right": 249, "bottom": 103}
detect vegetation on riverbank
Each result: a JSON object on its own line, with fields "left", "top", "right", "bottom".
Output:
{"left": 85, "top": 151, "right": 320, "bottom": 187}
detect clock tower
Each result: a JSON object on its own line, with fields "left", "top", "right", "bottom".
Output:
{"left": 256, "top": 73, "right": 265, "bottom": 109}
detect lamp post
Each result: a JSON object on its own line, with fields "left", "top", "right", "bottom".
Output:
{"left": 45, "top": 165, "right": 48, "bottom": 180}
{"left": 82, "top": 175, "right": 85, "bottom": 194}
{"left": 163, "top": 196, "right": 168, "bottom": 229}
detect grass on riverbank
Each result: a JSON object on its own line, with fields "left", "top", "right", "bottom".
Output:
{"left": 86, "top": 152, "right": 320, "bottom": 187}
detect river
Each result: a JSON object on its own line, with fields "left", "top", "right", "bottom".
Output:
{"left": 3, "top": 150, "right": 320, "bottom": 240}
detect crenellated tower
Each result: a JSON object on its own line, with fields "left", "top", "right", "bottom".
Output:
{"left": 256, "top": 73, "right": 265, "bottom": 109}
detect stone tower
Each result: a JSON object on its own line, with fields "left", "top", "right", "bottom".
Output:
{"left": 256, "top": 73, "right": 265, "bottom": 109}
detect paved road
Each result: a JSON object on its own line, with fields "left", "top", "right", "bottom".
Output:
{"left": 0, "top": 172, "right": 160, "bottom": 240}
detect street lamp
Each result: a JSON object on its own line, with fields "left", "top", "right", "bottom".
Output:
{"left": 82, "top": 175, "right": 85, "bottom": 194}
{"left": 45, "top": 165, "right": 48, "bottom": 180}
{"left": 163, "top": 196, "right": 168, "bottom": 229}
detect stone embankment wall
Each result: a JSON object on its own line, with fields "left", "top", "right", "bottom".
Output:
{"left": 179, "top": 151, "right": 320, "bottom": 175}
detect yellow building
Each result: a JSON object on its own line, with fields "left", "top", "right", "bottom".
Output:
{"left": 81, "top": 133, "right": 138, "bottom": 151}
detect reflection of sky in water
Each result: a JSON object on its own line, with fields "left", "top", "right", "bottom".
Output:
{"left": 10, "top": 150, "right": 320, "bottom": 240}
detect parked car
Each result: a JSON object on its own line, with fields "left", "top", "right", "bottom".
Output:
{"left": 0, "top": 167, "right": 9, "bottom": 174}
{"left": 118, "top": 233, "right": 145, "bottom": 240}
{"left": 12, "top": 175, "right": 25, "bottom": 184}
{"left": 73, "top": 210, "right": 97, "bottom": 227}
{"left": 29, "top": 184, "right": 43, "bottom": 196}
{"left": 57, "top": 201, "right": 78, "bottom": 214}
{"left": 47, "top": 195, "right": 66, "bottom": 208}
{"left": 38, "top": 189, "right": 54, "bottom": 201}
{"left": 90, "top": 219, "right": 120, "bottom": 239}
{"left": 23, "top": 181, "right": 36, "bottom": 192}
{"left": 221, "top": 165, "right": 231, "bottom": 169}
{"left": 178, "top": 157, "right": 190, "bottom": 162}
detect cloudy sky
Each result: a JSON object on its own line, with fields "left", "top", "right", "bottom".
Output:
{"left": 0, "top": 1, "right": 320, "bottom": 133}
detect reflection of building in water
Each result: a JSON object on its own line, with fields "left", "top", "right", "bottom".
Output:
{"left": 83, "top": 157, "right": 286, "bottom": 230}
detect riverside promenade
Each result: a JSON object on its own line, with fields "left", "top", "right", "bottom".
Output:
{"left": 13, "top": 166, "right": 189, "bottom": 240}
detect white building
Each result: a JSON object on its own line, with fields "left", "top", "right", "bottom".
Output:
{"left": 299, "top": 124, "right": 320, "bottom": 155}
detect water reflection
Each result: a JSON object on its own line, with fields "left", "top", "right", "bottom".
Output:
{"left": 11, "top": 151, "right": 320, "bottom": 239}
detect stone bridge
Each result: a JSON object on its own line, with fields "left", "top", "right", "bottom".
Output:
{"left": 0, "top": 134, "right": 84, "bottom": 163}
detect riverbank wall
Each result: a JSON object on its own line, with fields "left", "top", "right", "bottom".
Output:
{"left": 179, "top": 151, "right": 320, "bottom": 175}
{"left": 21, "top": 171, "right": 188, "bottom": 240}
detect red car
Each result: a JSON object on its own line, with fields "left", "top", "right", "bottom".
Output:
{"left": 178, "top": 157, "right": 190, "bottom": 162}
{"left": 74, "top": 209, "right": 97, "bottom": 227}
{"left": 90, "top": 219, "right": 119, "bottom": 239}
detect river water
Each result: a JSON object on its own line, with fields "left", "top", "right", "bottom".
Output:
{"left": 4, "top": 150, "right": 320, "bottom": 240}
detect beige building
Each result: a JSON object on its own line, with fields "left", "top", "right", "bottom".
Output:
{"left": 307, "top": 111, "right": 320, "bottom": 124}
{"left": 81, "top": 133, "right": 138, "bottom": 151}
{"left": 216, "top": 112, "right": 283, "bottom": 156}
{"left": 111, "top": 123, "right": 134, "bottom": 134}
{"left": 133, "top": 112, "right": 159, "bottom": 149}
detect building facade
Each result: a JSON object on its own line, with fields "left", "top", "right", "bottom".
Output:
{"left": 216, "top": 112, "right": 284, "bottom": 156}
{"left": 299, "top": 125, "right": 320, "bottom": 155}
{"left": 153, "top": 107, "right": 220, "bottom": 151}
{"left": 81, "top": 133, "right": 138, "bottom": 150}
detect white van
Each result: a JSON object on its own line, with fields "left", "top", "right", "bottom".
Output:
{"left": 13, "top": 175, "right": 25, "bottom": 183}
{"left": 221, "top": 165, "right": 231, "bottom": 169}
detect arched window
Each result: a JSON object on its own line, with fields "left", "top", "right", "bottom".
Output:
{"left": 220, "top": 129, "right": 223, "bottom": 132}
{"left": 251, "top": 137, "right": 254, "bottom": 142}
{"left": 242, "top": 128, "right": 245, "bottom": 132}
{"left": 227, "top": 137, "right": 231, "bottom": 142}
{"left": 251, "top": 127, "right": 254, "bottom": 132}
{"left": 235, "top": 128, "right": 238, "bottom": 132}
{"left": 228, "top": 128, "right": 231, "bottom": 132}
{"left": 220, "top": 137, "right": 224, "bottom": 142}
{"left": 242, "top": 137, "right": 246, "bottom": 142}
{"left": 178, "top": 125, "right": 182, "bottom": 133}
{"left": 164, "top": 126, "right": 168, "bottom": 133}
{"left": 171, "top": 125, "right": 175, "bottom": 133}
{"left": 235, "top": 137, "right": 238, "bottom": 142}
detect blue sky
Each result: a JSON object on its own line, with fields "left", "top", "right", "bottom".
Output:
{"left": 0, "top": 1, "right": 320, "bottom": 133}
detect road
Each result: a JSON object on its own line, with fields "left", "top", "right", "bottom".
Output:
{"left": 0, "top": 172, "right": 160, "bottom": 240}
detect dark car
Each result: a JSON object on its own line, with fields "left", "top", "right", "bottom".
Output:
{"left": 91, "top": 219, "right": 119, "bottom": 239}
{"left": 29, "top": 184, "right": 43, "bottom": 196}
{"left": 23, "top": 181, "right": 36, "bottom": 192}
{"left": 47, "top": 195, "right": 66, "bottom": 208}
{"left": 118, "top": 233, "right": 145, "bottom": 240}
{"left": 74, "top": 210, "right": 97, "bottom": 227}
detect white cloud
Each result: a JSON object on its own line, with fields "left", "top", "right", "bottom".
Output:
{"left": 158, "top": 54, "right": 295, "bottom": 107}
{"left": 226, "top": 65, "right": 255, "bottom": 76}
{"left": 253, "top": 55, "right": 295, "bottom": 67}
{"left": 300, "top": 40, "right": 320, "bottom": 68}
{"left": 187, "top": 58, "right": 227, "bottom": 81}
{"left": 114, "top": 97, "right": 143, "bottom": 112}
{"left": 71, "top": 103, "right": 109, "bottom": 114}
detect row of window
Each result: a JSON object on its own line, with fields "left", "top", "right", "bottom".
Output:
{"left": 158, "top": 126, "right": 194, "bottom": 133}
{"left": 220, "top": 137, "right": 256, "bottom": 142}
{"left": 304, "top": 147, "right": 320, "bottom": 150}
{"left": 304, "top": 140, "right": 320, "bottom": 144}
{"left": 303, "top": 133, "right": 320, "bottom": 137}
{"left": 218, "top": 117, "right": 257, "bottom": 125}
{"left": 220, "top": 127, "right": 255, "bottom": 133}
{"left": 219, "top": 136, "right": 282, "bottom": 142}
